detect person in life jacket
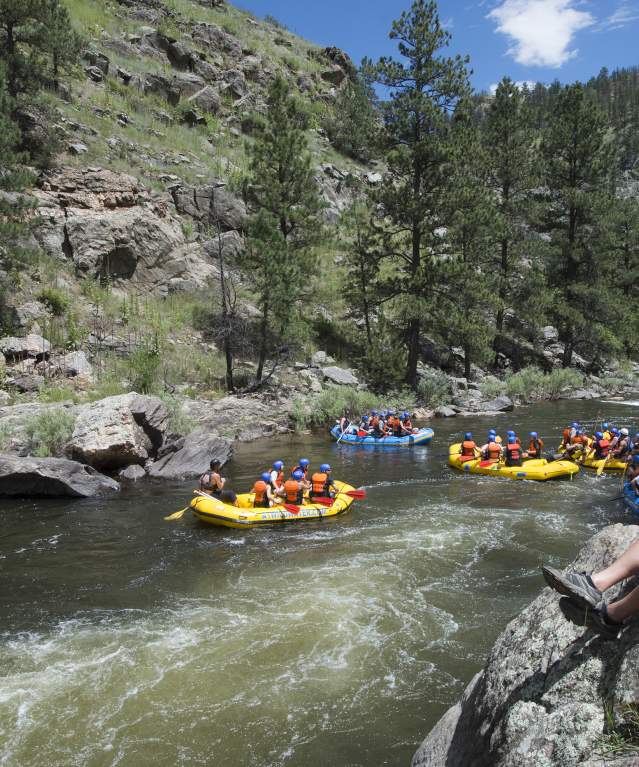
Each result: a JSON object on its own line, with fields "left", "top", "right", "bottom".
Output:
{"left": 608, "top": 428, "right": 620, "bottom": 451}
{"left": 485, "top": 436, "right": 503, "bottom": 463}
{"left": 391, "top": 411, "right": 403, "bottom": 437}
{"left": 565, "top": 429, "right": 588, "bottom": 458}
{"left": 269, "top": 460, "right": 285, "bottom": 491}
{"left": 253, "top": 472, "right": 275, "bottom": 508}
{"left": 506, "top": 430, "right": 522, "bottom": 447}
{"left": 200, "top": 459, "right": 238, "bottom": 505}
{"left": 459, "top": 432, "right": 479, "bottom": 461}
{"left": 400, "top": 411, "right": 414, "bottom": 434}
{"left": 561, "top": 422, "right": 580, "bottom": 449}
{"left": 310, "top": 463, "right": 336, "bottom": 499}
{"left": 370, "top": 410, "right": 382, "bottom": 436}
{"left": 590, "top": 431, "right": 610, "bottom": 461}
{"left": 526, "top": 432, "right": 544, "bottom": 460}
{"left": 479, "top": 430, "right": 497, "bottom": 459}
{"left": 357, "top": 415, "right": 370, "bottom": 436}
{"left": 602, "top": 423, "right": 613, "bottom": 441}
{"left": 279, "top": 469, "right": 307, "bottom": 505}
{"left": 504, "top": 437, "right": 522, "bottom": 467}
{"left": 613, "top": 429, "right": 630, "bottom": 458}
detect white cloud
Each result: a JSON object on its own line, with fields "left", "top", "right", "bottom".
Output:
{"left": 603, "top": 2, "right": 639, "bottom": 29}
{"left": 489, "top": 79, "right": 538, "bottom": 95}
{"left": 489, "top": 0, "right": 595, "bottom": 68}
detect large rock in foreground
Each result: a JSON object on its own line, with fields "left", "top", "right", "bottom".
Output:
{"left": 412, "top": 524, "right": 639, "bottom": 767}
{"left": 0, "top": 455, "right": 119, "bottom": 497}
{"left": 68, "top": 393, "right": 169, "bottom": 471}
{"left": 147, "top": 430, "right": 232, "bottom": 480}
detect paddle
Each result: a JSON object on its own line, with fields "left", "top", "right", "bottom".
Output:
{"left": 281, "top": 503, "right": 301, "bottom": 515}
{"left": 165, "top": 506, "right": 189, "bottom": 521}
{"left": 596, "top": 452, "right": 611, "bottom": 476}
{"left": 314, "top": 488, "right": 367, "bottom": 506}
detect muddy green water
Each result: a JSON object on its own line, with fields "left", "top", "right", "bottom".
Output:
{"left": 1, "top": 400, "right": 638, "bottom": 767}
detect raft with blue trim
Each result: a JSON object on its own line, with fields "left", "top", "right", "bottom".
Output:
{"left": 190, "top": 480, "right": 357, "bottom": 529}
{"left": 330, "top": 425, "right": 434, "bottom": 447}
{"left": 623, "top": 482, "right": 639, "bottom": 516}
{"left": 449, "top": 444, "right": 580, "bottom": 481}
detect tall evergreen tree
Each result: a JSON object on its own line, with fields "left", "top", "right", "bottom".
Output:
{"left": 243, "top": 75, "right": 324, "bottom": 381}
{"left": 324, "top": 73, "right": 378, "bottom": 162}
{"left": 606, "top": 193, "right": 639, "bottom": 356}
{"left": 541, "top": 83, "right": 615, "bottom": 366}
{"left": 484, "top": 77, "right": 538, "bottom": 365}
{"left": 366, "top": 0, "right": 470, "bottom": 388}
{"left": 439, "top": 102, "right": 496, "bottom": 379}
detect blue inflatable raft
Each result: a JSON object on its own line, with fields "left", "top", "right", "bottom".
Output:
{"left": 330, "top": 424, "right": 434, "bottom": 447}
{"left": 623, "top": 482, "right": 639, "bottom": 516}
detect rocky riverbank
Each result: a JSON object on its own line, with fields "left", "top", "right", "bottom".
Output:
{"left": 412, "top": 523, "right": 639, "bottom": 767}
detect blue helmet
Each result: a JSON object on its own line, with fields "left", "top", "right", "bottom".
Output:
{"left": 464, "top": 432, "right": 473, "bottom": 440}
{"left": 403, "top": 411, "right": 409, "bottom": 419}
{"left": 361, "top": 415, "right": 369, "bottom": 421}
{"left": 371, "top": 409, "right": 377, "bottom": 416}
{"left": 633, "top": 455, "right": 639, "bottom": 465}
{"left": 274, "top": 460, "right": 284, "bottom": 471}
{"left": 320, "top": 463, "right": 331, "bottom": 473}
{"left": 489, "top": 429, "right": 496, "bottom": 435}
{"left": 261, "top": 472, "right": 271, "bottom": 483}
{"left": 603, "top": 422, "right": 609, "bottom": 429}
{"left": 576, "top": 429, "right": 582, "bottom": 435}
{"left": 507, "top": 430, "right": 515, "bottom": 436}
{"left": 292, "top": 469, "right": 304, "bottom": 480}
{"left": 635, "top": 433, "right": 639, "bottom": 439}
{"left": 508, "top": 437, "right": 517, "bottom": 444}
{"left": 530, "top": 432, "right": 538, "bottom": 438}
{"left": 595, "top": 431, "right": 603, "bottom": 440}
{"left": 387, "top": 409, "right": 395, "bottom": 416}
{"left": 299, "top": 458, "right": 310, "bottom": 468}
{"left": 611, "top": 428, "right": 619, "bottom": 435}
{"left": 571, "top": 422, "right": 579, "bottom": 429}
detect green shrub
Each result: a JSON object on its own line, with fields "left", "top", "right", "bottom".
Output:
{"left": 36, "top": 287, "right": 70, "bottom": 317}
{"left": 129, "top": 336, "right": 162, "bottom": 394}
{"left": 290, "top": 395, "right": 313, "bottom": 431}
{"left": 597, "top": 703, "right": 639, "bottom": 756}
{"left": 160, "top": 394, "right": 195, "bottom": 436}
{"left": 506, "top": 366, "right": 583, "bottom": 402}
{"left": 480, "top": 375, "right": 504, "bottom": 400}
{"left": 39, "top": 385, "right": 77, "bottom": 403}
{"left": 417, "top": 369, "right": 452, "bottom": 407}
{"left": 25, "top": 409, "right": 76, "bottom": 457}
{"left": 310, "top": 386, "right": 379, "bottom": 425}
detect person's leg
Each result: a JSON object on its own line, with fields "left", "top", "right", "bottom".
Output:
{"left": 607, "top": 585, "right": 639, "bottom": 623}
{"left": 592, "top": 540, "right": 639, "bottom": 592}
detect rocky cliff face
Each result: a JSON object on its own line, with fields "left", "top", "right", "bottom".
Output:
{"left": 412, "top": 524, "right": 639, "bottom": 767}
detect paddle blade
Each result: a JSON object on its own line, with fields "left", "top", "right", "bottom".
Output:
{"left": 596, "top": 461, "right": 607, "bottom": 476}
{"left": 283, "top": 504, "right": 301, "bottom": 515}
{"left": 314, "top": 497, "right": 334, "bottom": 506}
{"left": 478, "top": 460, "right": 495, "bottom": 468}
{"left": 164, "top": 507, "right": 188, "bottom": 521}
{"left": 346, "top": 489, "right": 366, "bottom": 499}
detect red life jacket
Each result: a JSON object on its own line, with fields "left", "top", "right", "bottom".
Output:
{"left": 272, "top": 470, "right": 283, "bottom": 489}
{"left": 461, "top": 440, "right": 476, "bottom": 457}
{"left": 506, "top": 443, "right": 521, "bottom": 461}
{"left": 371, "top": 416, "right": 379, "bottom": 429}
{"left": 284, "top": 479, "right": 303, "bottom": 504}
{"left": 595, "top": 439, "right": 610, "bottom": 458}
{"left": 562, "top": 428, "right": 571, "bottom": 444}
{"left": 311, "top": 472, "right": 329, "bottom": 496}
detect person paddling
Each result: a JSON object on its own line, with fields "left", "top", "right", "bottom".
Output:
{"left": 479, "top": 430, "right": 497, "bottom": 460}
{"left": 252, "top": 472, "right": 275, "bottom": 508}
{"left": 401, "top": 411, "right": 414, "bottom": 435}
{"left": 278, "top": 469, "right": 308, "bottom": 506}
{"left": 525, "top": 432, "right": 544, "bottom": 460}
{"left": 588, "top": 431, "right": 610, "bottom": 462}
{"left": 310, "top": 463, "right": 336, "bottom": 499}
{"left": 459, "top": 432, "right": 479, "bottom": 461}
{"left": 504, "top": 437, "right": 522, "bottom": 467}
{"left": 485, "top": 435, "right": 503, "bottom": 463}
{"left": 199, "top": 459, "right": 237, "bottom": 505}
{"left": 613, "top": 429, "right": 630, "bottom": 459}
{"left": 269, "top": 460, "right": 285, "bottom": 491}
{"left": 293, "top": 458, "right": 310, "bottom": 478}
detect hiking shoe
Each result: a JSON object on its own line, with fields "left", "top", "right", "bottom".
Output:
{"left": 560, "top": 599, "right": 622, "bottom": 641}
{"left": 542, "top": 566, "right": 602, "bottom": 610}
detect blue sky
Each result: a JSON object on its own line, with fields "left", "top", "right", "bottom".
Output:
{"left": 237, "top": 1, "right": 639, "bottom": 92}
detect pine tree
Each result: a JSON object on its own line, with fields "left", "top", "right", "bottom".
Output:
{"left": 243, "top": 75, "right": 324, "bottom": 381}
{"left": 340, "top": 199, "right": 382, "bottom": 347}
{"left": 366, "top": 0, "right": 470, "bottom": 388}
{"left": 484, "top": 77, "right": 538, "bottom": 365}
{"left": 541, "top": 83, "right": 615, "bottom": 366}
{"left": 439, "top": 101, "right": 496, "bottom": 380}
{"left": 324, "top": 73, "right": 378, "bottom": 162}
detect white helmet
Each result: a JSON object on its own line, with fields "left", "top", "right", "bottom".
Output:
{"left": 621, "top": 428, "right": 629, "bottom": 436}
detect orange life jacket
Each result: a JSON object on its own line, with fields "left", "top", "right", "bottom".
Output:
{"left": 311, "top": 472, "right": 329, "bottom": 496}
{"left": 528, "top": 438, "right": 544, "bottom": 458}
{"left": 284, "top": 479, "right": 303, "bottom": 504}
{"left": 403, "top": 419, "right": 412, "bottom": 431}
{"left": 461, "top": 440, "right": 476, "bottom": 457}
{"left": 253, "top": 480, "right": 268, "bottom": 503}
{"left": 562, "top": 427, "right": 571, "bottom": 444}
{"left": 371, "top": 416, "right": 379, "bottom": 429}
{"left": 506, "top": 443, "right": 521, "bottom": 462}
{"left": 271, "top": 469, "right": 283, "bottom": 489}
{"left": 487, "top": 441, "right": 502, "bottom": 460}
{"left": 392, "top": 416, "right": 401, "bottom": 435}
{"left": 594, "top": 439, "right": 610, "bottom": 459}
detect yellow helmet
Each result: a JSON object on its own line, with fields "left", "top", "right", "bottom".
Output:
{"left": 495, "top": 435, "right": 503, "bottom": 443}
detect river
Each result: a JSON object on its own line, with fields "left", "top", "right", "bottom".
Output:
{"left": 1, "top": 399, "right": 638, "bottom": 767}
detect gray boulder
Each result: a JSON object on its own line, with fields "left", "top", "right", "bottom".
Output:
{"left": 0, "top": 454, "right": 119, "bottom": 497}
{"left": 49, "top": 350, "right": 94, "bottom": 380}
{"left": 322, "top": 366, "right": 359, "bottom": 386}
{"left": 187, "top": 85, "right": 221, "bottom": 115}
{"left": 147, "top": 430, "right": 232, "bottom": 480}
{"left": 118, "top": 464, "right": 147, "bottom": 481}
{"left": 412, "top": 523, "right": 639, "bottom": 767}
{"left": 10, "top": 301, "right": 50, "bottom": 331}
{"left": 311, "top": 350, "right": 334, "bottom": 367}
{"left": 144, "top": 73, "right": 180, "bottom": 106}
{"left": 170, "top": 182, "right": 247, "bottom": 232}
{"left": 221, "top": 68, "right": 247, "bottom": 99}
{"left": 477, "top": 395, "right": 514, "bottom": 412}
{"left": 434, "top": 406, "right": 457, "bottom": 418}
{"left": 0, "top": 334, "right": 51, "bottom": 361}
{"left": 68, "top": 393, "right": 169, "bottom": 471}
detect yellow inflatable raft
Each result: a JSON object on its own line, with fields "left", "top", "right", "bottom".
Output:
{"left": 558, "top": 449, "right": 628, "bottom": 472}
{"left": 449, "top": 444, "right": 579, "bottom": 481}
{"left": 190, "top": 480, "right": 357, "bottom": 529}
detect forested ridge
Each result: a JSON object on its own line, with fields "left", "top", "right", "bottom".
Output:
{"left": 0, "top": 0, "right": 638, "bottom": 408}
